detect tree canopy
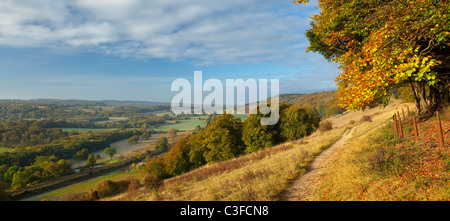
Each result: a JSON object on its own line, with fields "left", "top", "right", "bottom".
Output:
{"left": 296, "top": 0, "right": 450, "bottom": 117}
{"left": 104, "top": 147, "right": 117, "bottom": 160}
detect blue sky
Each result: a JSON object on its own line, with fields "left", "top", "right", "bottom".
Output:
{"left": 0, "top": 0, "right": 339, "bottom": 102}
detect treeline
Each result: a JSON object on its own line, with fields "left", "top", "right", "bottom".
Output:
{"left": 0, "top": 103, "right": 171, "bottom": 123}
{"left": 0, "top": 120, "right": 70, "bottom": 148}
{"left": 279, "top": 91, "right": 345, "bottom": 118}
{"left": 143, "top": 103, "right": 320, "bottom": 180}
{"left": 0, "top": 103, "right": 201, "bottom": 131}
{"left": 0, "top": 129, "right": 141, "bottom": 167}
{"left": 98, "top": 116, "right": 168, "bottom": 129}
{"left": 97, "top": 113, "right": 196, "bottom": 129}
{"left": 0, "top": 156, "right": 73, "bottom": 189}
{"left": 0, "top": 103, "right": 109, "bottom": 122}
{"left": 102, "top": 105, "right": 170, "bottom": 116}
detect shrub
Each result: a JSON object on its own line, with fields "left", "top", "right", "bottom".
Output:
{"left": 93, "top": 179, "right": 128, "bottom": 198}
{"left": 127, "top": 176, "right": 141, "bottom": 193}
{"left": 142, "top": 173, "right": 163, "bottom": 191}
{"left": 87, "top": 189, "right": 99, "bottom": 201}
{"left": 362, "top": 115, "right": 372, "bottom": 122}
{"left": 318, "top": 120, "right": 333, "bottom": 133}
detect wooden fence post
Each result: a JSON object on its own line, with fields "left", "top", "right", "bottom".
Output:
{"left": 402, "top": 108, "right": 405, "bottom": 121}
{"left": 413, "top": 115, "right": 419, "bottom": 143}
{"left": 393, "top": 114, "right": 398, "bottom": 136}
{"left": 398, "top": 111, "right": 403, "bottom": 139}
{"left": 436, "top": 112, "right": 444, "bottom": 148}
{"left": 407, "top": 106, "right": 410, "bottom": 117}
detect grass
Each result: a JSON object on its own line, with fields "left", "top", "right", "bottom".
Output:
{"left": 233, "top": 114, "right": 249, "bottom": 121}
{"left": 309, "top": 105, "right": 450, "bottom": 201}
{"left": 154, "top": 118, "right": 205, "bottom": 132}
{"left": 28, "top": 170, "right": 143, "bottom": 201}
{"left": 155, "top": 115, "right": 248, "bottom": 132}
{"left": 111, "top": 126, "right": 348, "bottom": 201}
{"left": 58, "top": 98, "right": 444, "bottom": 201}
{"left": 0, "top": 147, "right": 11, "bottom": 153}
{"left": 109, "top": 117, "right": 128, "bottom": 120}
{"left": 122, "top": 99, "right": 413, "bottom": 201}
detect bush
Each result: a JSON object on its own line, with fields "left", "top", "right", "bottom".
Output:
{"left": 318, "top": 120, "right": 333, "bottom": 133}
{"left": 362, "top": 115, "right": 372, "bottom": 122}
{"left": 127, "top": 176, "right": 141, "bottom": 193}
{"left": 92, "top": 179, "right": 129, "bottom": 198}
{"left": 142, "top": 173, "right": 163, "bottom": 191}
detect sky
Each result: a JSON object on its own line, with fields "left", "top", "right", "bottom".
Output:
{"left": 0, "top": 0, "right": 340, "bottom": 103}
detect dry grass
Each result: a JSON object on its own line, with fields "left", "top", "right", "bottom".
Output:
{"left": 308, "top": 104, "right": 450, "bottom": 201}
{"left": 106, "top": 98, "right": 428, "bottom": 201}
{"left": 111, "top": 126, "right": 347, "bottom": 201}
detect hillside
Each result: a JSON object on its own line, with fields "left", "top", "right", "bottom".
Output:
{"left": 92, "top": 98, "right": 450, "bottom": 201}
{"left": 37, "top": 98, "right": 450, "bottom": 201}
{"left": 279, "top": 91, "right": 345, "bottom": 118}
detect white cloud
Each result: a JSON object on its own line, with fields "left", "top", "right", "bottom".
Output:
{"left": 0, "top": 0, "right": 317, "bottom": 65}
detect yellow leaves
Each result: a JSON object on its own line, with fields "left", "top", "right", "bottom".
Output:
{"left": 293, "top": 0, "right": 309, "bottom": 4}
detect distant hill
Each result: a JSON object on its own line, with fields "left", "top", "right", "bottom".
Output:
{"left": 236, "top": 90, "right": 345, "bottom": 119}
{"left": 279, "top": 90, "right": 345, "bottom": 119}
{"left": 0, "top": 99, "right": 170, "bottom": 106}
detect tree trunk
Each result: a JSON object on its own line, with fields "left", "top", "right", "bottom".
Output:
{"left": 410, "top": 80, "right": 448, "bottom": 120}
{"left": 409, "top": 81, "right": 429, "bottom": 117}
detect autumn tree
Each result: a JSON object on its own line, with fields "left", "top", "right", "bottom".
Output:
{"left": 143, "top": 156, "right": 169, "bottom": 180}
{"left": 242, "top": 105, "right": 279, "bottom": 153}
{"left": 3, "top": 166, "right": 18, "bottom": 183}
{"left": 278, "top": 104, "right": 320, "bottom": 141}
{"left": 163, "top": 136, "right": 193, "bottom": 176}
{"left": 0, "top": 181, "right": 8, "bottom": 201}
{"left": 104, "top": 147, "right": 117, "bottom": 160}
{"left": 86, "top": 155, "right": 96, "bottom": 168}
{"left": 128, "top": 135, "right": 139, "bottom": 144}
{"left": 296, "top": 0, "right": 450, "bottom": 118}
{"left": 73, "top": 148, "right": 89, "bottom": 160}
{"left": 167, "top": 128, "right": 177, "bottom": 140}
{"left": 155, "top": 137, "right": 169, "bottom": 152}
{"left": 142, "top": 130, "right": 151, "bottom": 140}
{"left": 187, "top": 130, "right": 207, "bottom": 168}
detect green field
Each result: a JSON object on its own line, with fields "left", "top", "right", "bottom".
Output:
{"left": 154, "top": 114, "right": 249, "bottom": 132}
{"left": 153, "top": 111, "right": 174, "bottom": 116}
{"left": 155, "top": 118, "right": 204, "bottom": 132}
{"left": 26, "top": 170, "right": 142, "bottom": 201}
{"left": 0, "top": 147, "right": 11, "bottom": 153}
{"left": 61, "top": 128, "right": 120, "bottom": 133}
{"left": 233, "top": 114, "right": 249, "bottom": 121}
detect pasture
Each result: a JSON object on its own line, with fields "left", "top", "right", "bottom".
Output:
{"left": 25, "top": 170, "right": 143, "bottom": 201}
{"left": 0, "top": 147, "right": 11, "bottom": 153}
{"left": 155, "top": 118, "right": 205, "bottom": 132}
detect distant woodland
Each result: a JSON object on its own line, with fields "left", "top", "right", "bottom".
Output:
{"left": 279, "top": 90, "right": 345, "bottom": 118}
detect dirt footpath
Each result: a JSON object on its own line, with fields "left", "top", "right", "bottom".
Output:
{"left": 279, "top": 126, "right": 356, "bottom": 201}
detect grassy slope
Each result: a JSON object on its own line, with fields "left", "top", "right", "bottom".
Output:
{"left": 311, "top": 105, "right": 450, "bottom": 201}
{"left": 60, "top": 98, "right": 449, "bottom": 201}
{"left": 0, "top": 147, "right": 11, "bottom": 153}
{"left": 27, "top": 171, "right": 142, "bottom": 201}
{"left": 105, "top": 99, "right": 411, "bottom": 201}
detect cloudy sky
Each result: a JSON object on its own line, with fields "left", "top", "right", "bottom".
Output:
{"left": 0, "top": 0, "right": 339, "bottom": 102}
